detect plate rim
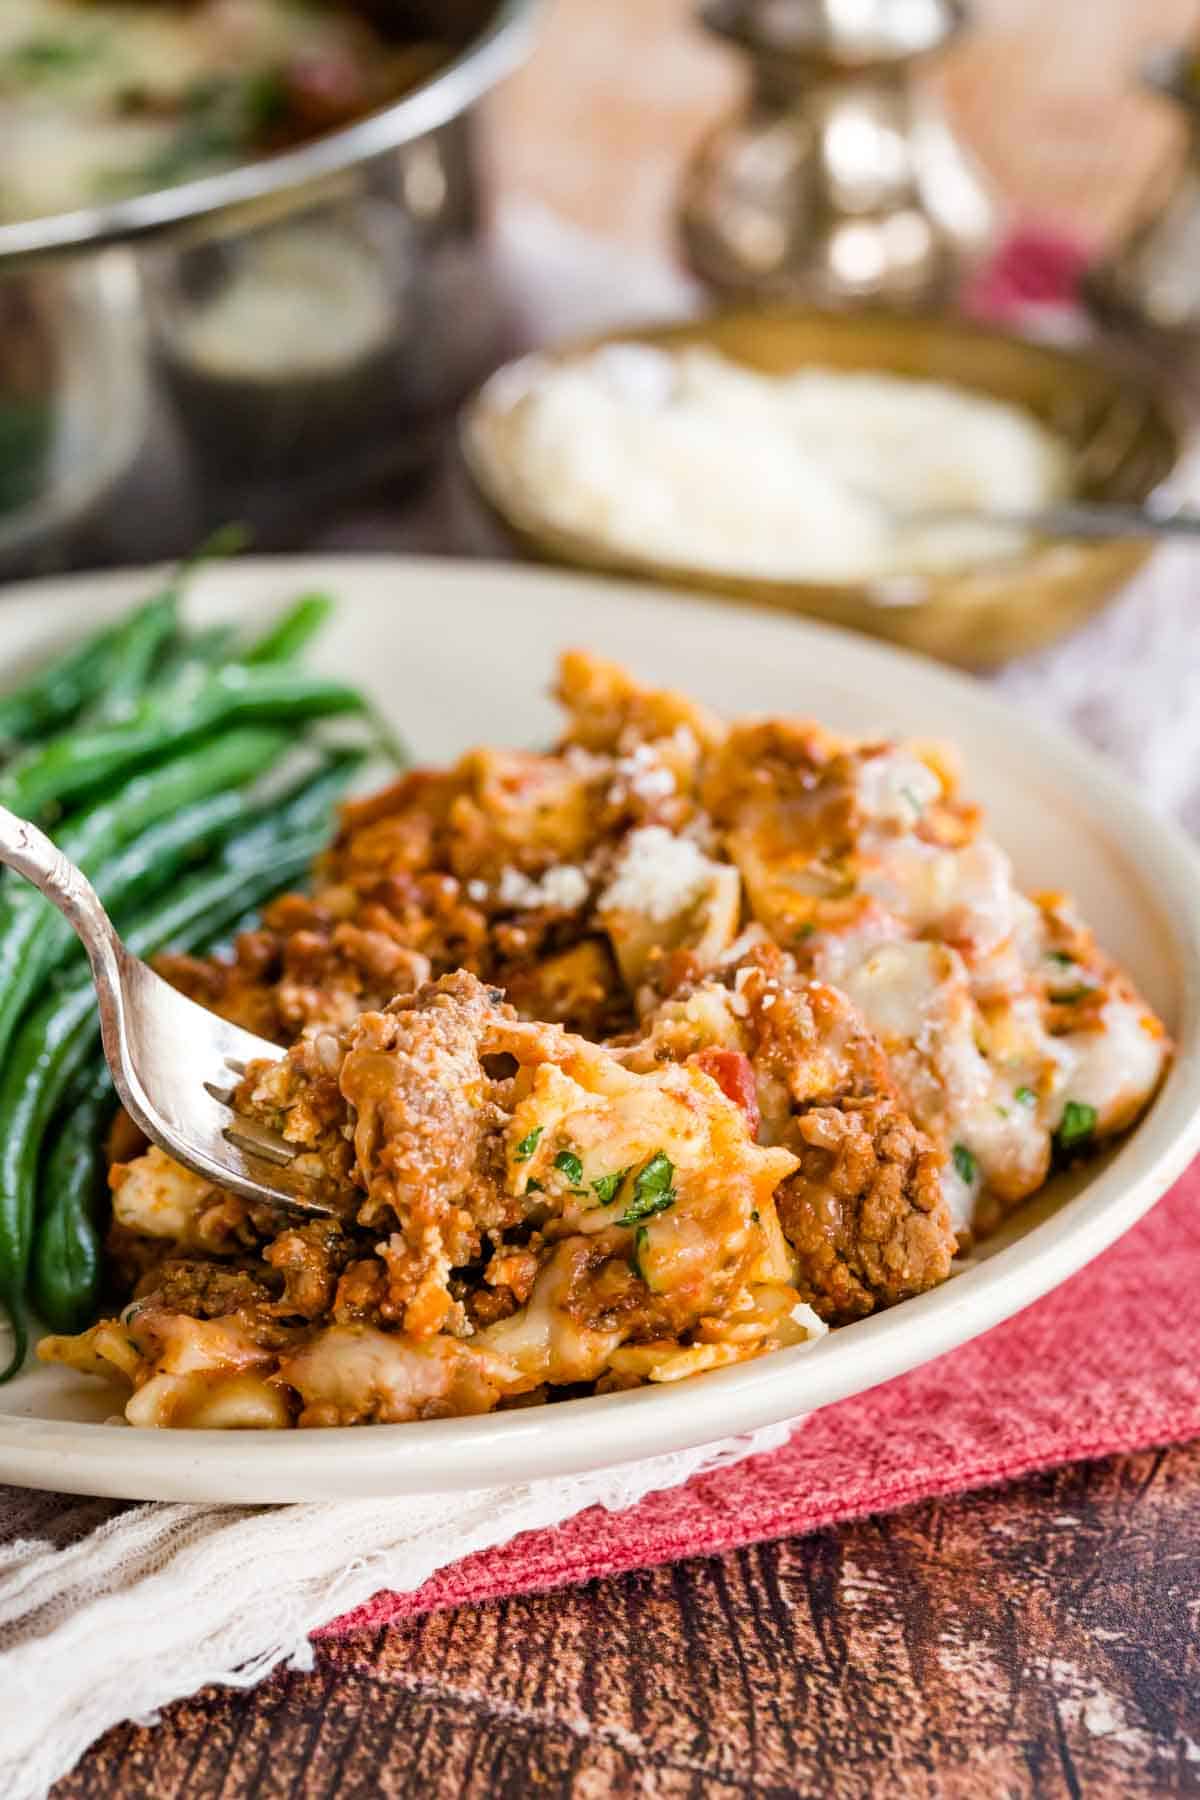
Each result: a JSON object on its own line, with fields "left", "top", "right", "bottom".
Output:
{"left": 1, "top": 552, "right": 1197, "bottom": 1502}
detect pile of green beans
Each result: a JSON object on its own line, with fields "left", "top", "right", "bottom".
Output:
{"left": 0, "top": 565, "right": 388, "bottom": 1375}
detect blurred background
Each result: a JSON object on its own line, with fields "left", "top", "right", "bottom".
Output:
{"left": 490, "top": 0, "right": 1199, "bottom": 259}
{"left": 6, "top": 0, "right": 1200, "bottom": 690}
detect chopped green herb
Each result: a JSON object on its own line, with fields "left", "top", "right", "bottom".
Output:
{"left": 796, "top": 921, "right": 816, "bottom": 941}
{"left": 995, "top": 1105, "right": 1010, "bottom": 1119}
{"left": 1047, "top": 949, "right": 1075, "bottom": 966}
{"left": 1014, "top": 1086, "right": 1037, "bottom": 1108}
{"left": 631, "top": 1225, "right": 652, "bottom": 1281}
{"left": 554, "top": 1149, "right": 584, "bottom": 1187}
{"left": 1052, "top": 985, "right": 1095, "bottom": 1005}
{"left": 615, "top": 1152, "right": 677, "bottom": 1226}
{"left": 750, "top": 1209, "right": 761, "bottom": 1225}
{"left": 617, "top": 1188, "right": 676, "bottom": 1227}
{"left": 637, "top": 1152, "right": 673, "bottom": 1195}
{"left": 952, "top": 1142, "right": 977, "bottom": 1185}
{"left": 513, "top": 1126, "right": 543, "bottom": 1163}
{"left": 526, "top": 1178, "right": 544, "bottom": 1194}
{"left": 591, "top": 1169, "right": 629, "bottom": 1206}
{"left": 901, "top": 785, "right": 925, "bottom": 817}
{"left": 1057, "top": 1100, "right": 1098, "bottom": 1152}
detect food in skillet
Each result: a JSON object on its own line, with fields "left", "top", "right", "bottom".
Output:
{"left": 34, "top": 644, "right": 1169, "bottom": 1427}
{"left": 0, "top": 1, "right": 448, "bottom": 224}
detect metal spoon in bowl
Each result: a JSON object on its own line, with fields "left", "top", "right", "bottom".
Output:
{"left": 883, "top": 495, "right": 1200, "bottom": 541}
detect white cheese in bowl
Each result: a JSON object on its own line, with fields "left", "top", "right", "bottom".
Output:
{"left": 477, "top": 344, "right": 1072, "bottom": 584}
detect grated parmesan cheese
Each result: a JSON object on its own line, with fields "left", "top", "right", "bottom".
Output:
{"left": 610, "top": 743, "right": 677, "bottom": 804}
{"left": 496, "top": 864, "right": 590, "bottom": 912}
{"left": 598, "top": 827, "right": 712, "bottom": 923}
{"left": 480, "top": 344, "right": 1071, "bottom": 582}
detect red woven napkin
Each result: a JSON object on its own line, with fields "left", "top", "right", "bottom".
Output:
{"left": 323, "top": 1161, "right": 1200, "bottom": 1634}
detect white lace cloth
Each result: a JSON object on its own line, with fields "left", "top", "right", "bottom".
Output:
{"left": 1, "top": 202, "right": 1198, "bottom": 1797}
{"left": 0, "top": 1423, "right": 792, "bottom": 1800}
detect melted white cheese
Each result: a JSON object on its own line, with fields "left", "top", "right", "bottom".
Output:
{"left": 1053, "top": 998, "right": 1168, "bottom": 1135}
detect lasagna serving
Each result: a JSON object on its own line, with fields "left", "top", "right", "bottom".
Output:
{"left": 39, "top": 651, "right": 1170, "bottom": 1428}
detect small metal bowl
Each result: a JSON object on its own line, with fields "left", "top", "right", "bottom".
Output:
{"left": 461, "top": 308, "right": 1182, "bottom": 669}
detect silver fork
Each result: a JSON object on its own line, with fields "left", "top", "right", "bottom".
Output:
{"left": 0, "top": 804, "right": 334, "bottom": 1219}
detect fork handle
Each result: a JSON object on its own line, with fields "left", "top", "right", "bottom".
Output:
{"left": 0, "top": 804, "right": 124, "bottom": 986}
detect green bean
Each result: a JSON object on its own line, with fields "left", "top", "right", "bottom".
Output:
{"left": 2, "top": 754, "right": 359, "bottom": 1370}
{"left": 159, "top": 594, "right": 326, "bottom": 689}
{"left": 0, "top": 524, "right": 253, "bottom": 750}
{"left": 131, "top": 597, "right": 324, "bottom": 702}
{"left": 28, "top": 789, "right": 266, "bottom": 1335}
{"left": 241, "top": 593, "right": 333, "bottom": 665}
{"left": 0, "top": 820, "right": 334, "bottom": 1376}
{"left": 30, "top": 1069, "right": 112, "bottom": 1334}
{"left": 154, "top": 588, "right": 332, "bottom": 692}
{"left": 29, "top": 752, "right": 364, "bottom": 1332}
{"left": 0, "top": 727, "right": 289, "bottom": 1077}
{"left": 90, "top": 594, "right": 178, "bottom": 722}
{"left": 152, "top": 623, "right": 237, "bottom": 688}
{"left": 0, "top": 625, "right": 118, "bottom": 747}
{"left": 0, "top": 665, "right": 367, "bottom": 819}
{"left": 0, "top": 594, "right": 171, "bottom": 751}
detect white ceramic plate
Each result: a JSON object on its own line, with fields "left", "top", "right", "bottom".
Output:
{"left": 1, "top": 555, "right": 1198, "bottom": 1503}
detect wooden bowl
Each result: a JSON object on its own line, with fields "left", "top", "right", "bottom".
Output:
{"left": 461, "top": 308, "right": 1182, "bottom": 669}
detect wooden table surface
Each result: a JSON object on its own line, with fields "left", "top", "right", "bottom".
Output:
{"left": 53, "top": 2, "right": 1200, "bottom": 1794}
{"left": 56, "top": 1443, "right": 1200, "bottom": 1796}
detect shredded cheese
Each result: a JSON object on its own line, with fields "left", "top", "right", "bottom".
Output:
{"left": 496, "top": 864, "right": 589, "bottom": 912}
{"left": 598, "top": 827, "right": 712, "bottom": 923}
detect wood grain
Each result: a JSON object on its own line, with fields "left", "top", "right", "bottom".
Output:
{"left": 53, "top": 1441, "right": 1200, "bottom": 1798}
